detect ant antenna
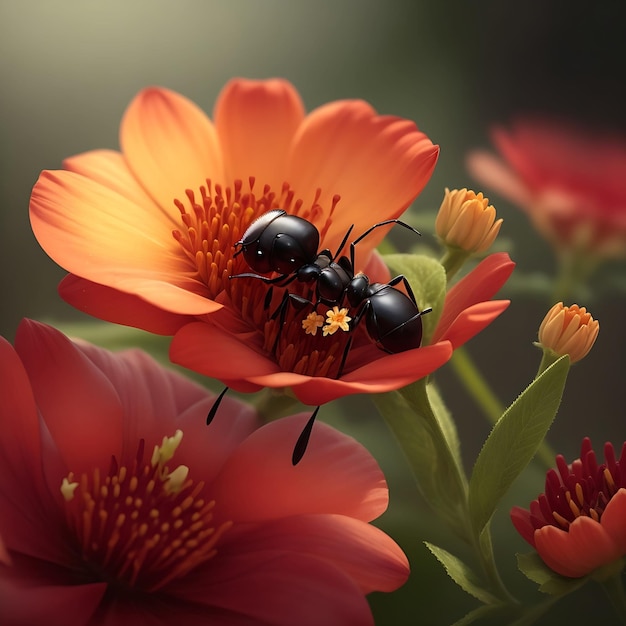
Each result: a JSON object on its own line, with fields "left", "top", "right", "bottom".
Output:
{"left": 292, "top": 406, "right": 321, "bottom": 465}
{"left": 206, "top": 386, "right": 229, "bottom": 425}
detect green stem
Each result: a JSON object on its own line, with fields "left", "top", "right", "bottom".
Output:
{"left": 376, "top": 381, "right": 515, "bottom": 604}
{"left": 551, "top": 249, "right": 599, "bottom": 304}
{"left": 440, "top": 247, "right": 470, "bottom": 281}
{"left": 253, "top": 387, "right": 301, "bottom": 423}
{"left": 449, "top": 346, "right": 557, "bottom": 468}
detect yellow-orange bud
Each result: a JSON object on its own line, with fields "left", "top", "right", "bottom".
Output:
{"left": 435, "top": 188, "right": 503, "bottom": 254}
{"left": 538, "top": 303, "right": 599, "bottom": 363}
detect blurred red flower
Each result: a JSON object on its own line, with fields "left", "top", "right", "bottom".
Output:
{"left": 467, "top": 118, "right": 626, "bottom": 257}
{"left": 30, "top": 78, "right": 439, "bottom": 335}
{"left": 0, "top": 320, "right": 409, "bottom": 625}
{"left": 511, "top": 437, "right": 626, "bottom": 578}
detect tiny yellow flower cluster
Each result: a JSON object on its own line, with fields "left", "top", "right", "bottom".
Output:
{"left": 435, "top": 188, "right": 502, "bottom": 254}
{"left": 538, "top": 302, "right": 599, "bottom": 363}
{"left": 301, "top": 307, "right": 352, "bottom": 336}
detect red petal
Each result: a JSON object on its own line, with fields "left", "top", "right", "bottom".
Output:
{"left": 218, "top": 515, "right": 409, "bottom": 593}
{"left": 170, "top": 322, "right": 280, "bottom": 380}
{"left": 534, "top": 517, "right": 621, "bottom": 577}
{"left": 210, "top": 414, "right": 388, "bottom": 524}
{"left": 278, "top": 341, "right": 453, "bottom": 406}
{"left": 432, "top": 252, "right": 514, "bottom": 344}
{"left": 600, "top": 488, "right": 626, "bottom": 553}
{"left": 170, "top": 551, "right": 374, "bottom": 626}
{"left": 15, "top": 320, "right": 123, "bottom": 475}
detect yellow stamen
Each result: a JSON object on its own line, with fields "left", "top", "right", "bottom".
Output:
{"left": 323, "top": 306, "right": 352, "bottom": 336}
{"left": 302, "top": 311, "right": 325, "bottom": 336}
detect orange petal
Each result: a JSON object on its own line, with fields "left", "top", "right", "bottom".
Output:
{"left": 210, "top": 414, "right": 389, "bottom": 524}
{"left": 59, "top": 275, "right": 194, "bottom": 334}
{"left": 30, "top": 170, "right": 219, "bottom": 314}
{"left": 63, "top": 149, "right": 170, "bottom": 220}
{"left": 120, "top": 87, "right": 225, "bottom": 212}
{"left": 214, "top": 78, "right": 305, "bottom": 190}
{"left": 287, "top": 100, "right": 439, "bottom": 255}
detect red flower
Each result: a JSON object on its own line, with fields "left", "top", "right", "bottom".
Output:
{"left": 30, "top": 78, "right": 439, "bottom": 334}
{"left": 170, "top": 252, "right": 514, "bottom": 405}
{"left": 467, "top": 118, "right": 626, "bottom": 257}
{"left": 511, "top": 438, "right": 626, "bottom": 578}
{"left": 0, "top": 320, "right": 409, "bottom": 625}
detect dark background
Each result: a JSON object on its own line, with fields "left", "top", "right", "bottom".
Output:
{"left": 1, "top": 2, "right": 625, "bottom": 624}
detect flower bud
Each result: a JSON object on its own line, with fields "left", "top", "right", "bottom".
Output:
{"left": 538, "top": 302, "right": 599, "bottom": 363}
{"left": 435, "top": 188, "right": 503, "bottom": 254}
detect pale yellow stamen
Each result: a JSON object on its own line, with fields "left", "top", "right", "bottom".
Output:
{"left": 151, "top": 430, "right": 183, "bottom": 467}
{"left": 61, "top": 475, "right": 79, "bottom": 501}
{"left": 164, "top": 465, "right": 190, "bottom": 495}
{"left": 302, "top": 311, "right": 325, "bottom": 336}
{"left": 322, "top": 306, "right": 352, "bottom": 336}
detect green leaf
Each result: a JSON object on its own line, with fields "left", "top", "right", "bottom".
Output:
{"left": 383, "top": 253, "right": 446, "bottom": 345}
{"left": 517, "top": 552, "right": 589, "bottom": 596}
{"left": 425, "top": 542, "right": 500, "bottom": 605}
{"left": 468, "top": 355, "right": 570, "bottom": 536}
{"left": 374, "top": 380, "right": 469, "bottom": 539}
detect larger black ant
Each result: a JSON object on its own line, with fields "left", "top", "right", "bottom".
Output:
{"left": 208, "top": 209, "right": 432, "bottom": 464}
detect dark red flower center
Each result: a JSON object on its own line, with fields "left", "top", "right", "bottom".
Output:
{"left": 530, "top": 439, "right": 626, "bottom": 531}
{"left": 172, "top": 179, "right": 362, "bottom": 378}
{"left": 61, "top": 431, "right": 231, "bottom": 591}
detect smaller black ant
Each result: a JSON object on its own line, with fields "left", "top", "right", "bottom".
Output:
{"left": 209, "top": 209, "right": 431, "bottom": 464}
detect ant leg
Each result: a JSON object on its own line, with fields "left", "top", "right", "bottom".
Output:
{"left": 387, "top": 275, "right": 432, "bottom": 316}
{"left": 335, "top": 299, "right": 371, "bottom": 379}
{"left": 292, "top": 406, "right": 321, "bottom": 465}
{"left": 230, "top": 272, "right": 296, "bottom": 286}
{"left": 206, "top": 386, "right": 229, "bottom": 425}
{"left": 349, "top": 219, "right": 422, "bottom": 269}
{"left": 330, "top": 224, "right": 356, "bottom": 261}
{"left": 269, "top": 291, "right": 315, "bottom": 352}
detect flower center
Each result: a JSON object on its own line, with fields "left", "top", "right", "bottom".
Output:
{"left": 173, "top": 179, "right": 360, "bottom": 378}
{"left": 61, "top": 431, "right": 231, "bottom": 592}
{"left": 538, "top": 441, "right": 626, "bottom": 530}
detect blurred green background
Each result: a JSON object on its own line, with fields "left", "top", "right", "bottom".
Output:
{"left": 1, "top": 1, "right": 625, "bottom": 624}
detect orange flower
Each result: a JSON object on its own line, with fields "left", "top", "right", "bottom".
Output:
{"left": 467, "top": 118, "right": 626, "bottom": 257}
{"left": 0, "top": 320, "right": 409, "bottom": 624}
{"left": 538, "top": 302, "right": 599, "bottom": 363}
{"left": 170, "top": 252, "right": 515, "bottom": 405}
{"left": 30, "top": 78, "right": 439, "bottom": 334}
{"left": 511, "top": 438, "right": 626, "bottom": 578}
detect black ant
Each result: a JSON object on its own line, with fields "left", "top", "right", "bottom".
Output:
{"left": 208, "top": 209, "right": 431, "bottom": 464}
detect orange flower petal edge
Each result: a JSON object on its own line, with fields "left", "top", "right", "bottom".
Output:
{"left": 30, "top": 78, "right": 438, "bottom": 319}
